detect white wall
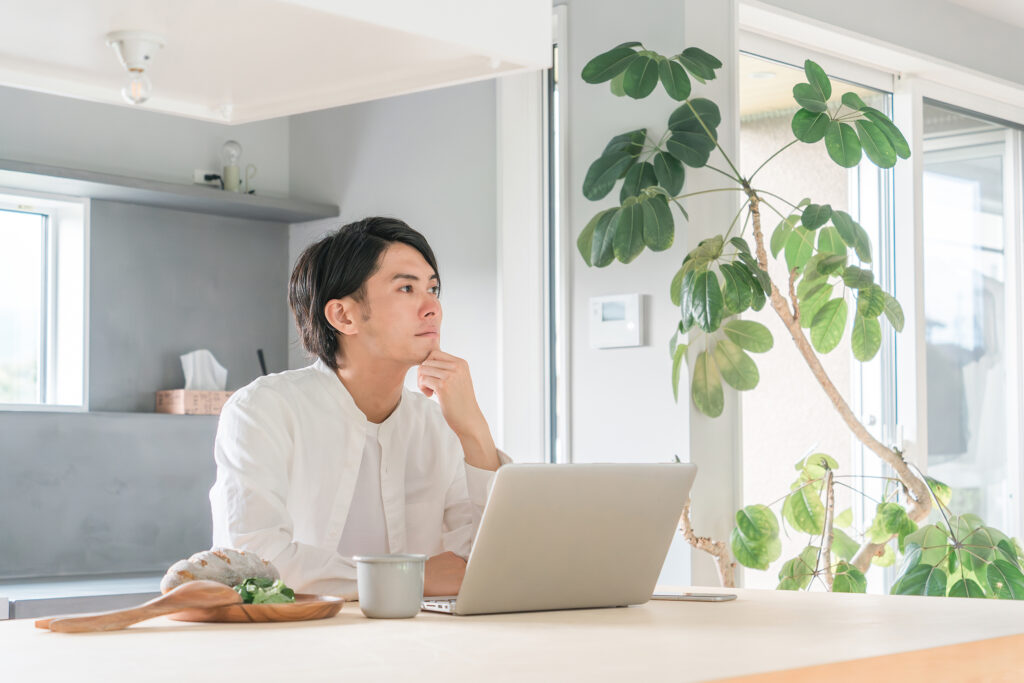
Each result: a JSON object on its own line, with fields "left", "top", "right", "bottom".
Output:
{"left": 287, "top": 82, "right": 499, "bottom": 431}
{"left": 0, "top": 85, "right": 290, "bottom": 194}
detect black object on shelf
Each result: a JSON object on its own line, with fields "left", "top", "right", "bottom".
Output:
{"left": 257, "top": 348, "right": 268, "bottom": 376}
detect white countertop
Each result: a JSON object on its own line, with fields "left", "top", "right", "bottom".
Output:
{"left": 4, "top": 586, "right": 1024, "bottom": 681}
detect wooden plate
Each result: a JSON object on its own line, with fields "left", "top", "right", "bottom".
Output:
{"left": 167, "top": 594, "right": 343, "bottom": 623}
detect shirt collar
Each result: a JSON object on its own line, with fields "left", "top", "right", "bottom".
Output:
{"left": 311, "top": 358, "right": 408, "bottom": 431}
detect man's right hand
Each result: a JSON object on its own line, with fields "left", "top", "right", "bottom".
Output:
{"left": 423, "top": 551, "right": 467, "bottom": 596}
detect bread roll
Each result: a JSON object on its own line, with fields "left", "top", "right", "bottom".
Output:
{"left": 160, "top": 547, "right": 280, "bottom": 593}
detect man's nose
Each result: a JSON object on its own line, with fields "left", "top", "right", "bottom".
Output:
{"left": 422, "top": 295, "right": 441, "bottom": 318}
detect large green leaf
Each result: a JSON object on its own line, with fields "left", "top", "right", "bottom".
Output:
{"left": 653, "top": 151, "right": 685, "bottom": 196}
{"left": 987, "top": 560, "right": 1024, "bottom": 599}
{"left": 669, "top": 98, "right": 722, "bottom": 133}
{"left": 590, "top": 208, "right": 619, "bottom": 267}
{"left": 676, "top": 47, "right": 722, "bottom": 83}
{"left": 691, "top": 270, "right": 724, "bottom": 332}
{"left": 831, "top": 210, "right": 872, "bottom": 262}
{"left": 582, "top": 46, "right": 640, "bottom": 83}
{"left": 671, "top": 342, "right": 687, "bottom": 402}
{"left": 798, "top": 282, "right": 832, "bottom": 330}
{"left": 783, "top": 485, "right": 825, "bottom": 535}
{"left": 948, "top": 577, "right": 986, "bottom": 599}
{"left": 801, "top": 203, "right": 832, "bottom": 230}
{"left": 851, "top": 312, "right": 882, "bottom": 361}
{"left": 777, "top": 546, "right": 820, "bottom": 591}
{"left": 719, "top": 263, "right": 752, "bottom": 314}
{"left": 613, "top": 198, "right": 645, "bottom": 263}
{"left": 641, "top": 195, "right": 674, "bottom": 251}
{"left": 804, "top": 59, "right": 832, "bottom": 102}
{"left": 583, "top": 152, "right": 634, "bottom": 201}
{"left": 835, "top": 508, "right": 853, "bottom": 529}
{"left": 679, "top": 269, "right": 696, "bottom": 332}
{"left": 737, "top": 252, "right": 771, "bottom": 293}
{"left": 824, "top": 121, "right": 863, "bottom": 168}
{"left": 867, "top": 502, "right": 911, "bottom": 544}
{"left": 882, "top": 291, "right": 905, "bottom": 332}
{"left": 691, "top": 350, "right": 724, "bottom": 417}
{"left": 817, "top": 226, "right": 845, "bottom": 255}
{"left": 841, "top": 92, "right": 868, "bottom": 111}
{"left": 577, "top": 208, "right": 616, "bottom": 267}
{"left": 861, "top": 107, "right": 911, "bottom": 159}
{"left": 736, "top": 504, "right": 779, "bottom": 543}
{"left": 602, "top": 128, "right": 647, "bottom": 157}
{"left": 842, "top": 265, "right": 874, "bottom": 289}
{"left": 666, "top": 131, "right": 715, "bottom": 168}
{"left": 925, "top": 476, "right": 953, "bottom": 509}
{"left": 722, "top": 319, "right": 774, "bottom": 353}
{"left": 785, "top": 225, "right": 816, "bottom": 271}
{"left": 730, "top": 527, "right": 782, "bottom": 570}
{"left": 658, "top": 58, "right": 691, "bottom": 101}
{"left": 609, "top": 71, "right": 627, "bottom": 97}
{"left": 857, "top": 285, "right": 886, "bottom": 318}
{"left": 832, "top": 561, "right": 867, "bottom": 593}
{"left": 770, "top": 214, "right": 796, "bottom": 258}
{"left": 619, "top": 161, "right": 658, "bottom": 202}
{"left": 856, "top": 119, "right": 897, "bottom": 169}
{"left": 714, "top": 338, "right": 759, "bottom": 391}
{"left": 831, "top": 528, "right": 860, "bottom": 561}
{"left": 810, "top": 298, "right": 848, "bottom": 353}
{"left": 892, "top": 563, "right": 948, "bottom": 596}
{"left": 670, "top": 264, "right": 686, "bottom": 307}
{"left": 622, "top": 56, "right": 659, "bottom": 99}
{"left": 904, "top": 525, "right": 952, "bottom": 566}
{"left": 791, "top": 108, "right": 830, "bottom": 143}
{"left": 792, "top": 83, "right": 827, "bottom": 113}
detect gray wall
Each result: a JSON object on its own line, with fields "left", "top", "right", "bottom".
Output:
{"left": 287, "top": 82, "right": 499, "bottom": 429}
{"left": 89, "top": 201, "right": 289, "bottom": 411}
{"left": 0, "top": 85, "right": 290, "bottom": 195}
{"left": 0, "top": 412, "right": 216, "bottom": 578}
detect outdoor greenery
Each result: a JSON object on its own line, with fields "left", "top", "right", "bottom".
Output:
{"left": 579, "top": 42, "right": 1024, "bottom": 599}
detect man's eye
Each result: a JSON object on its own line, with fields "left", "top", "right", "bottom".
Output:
{"left": 429, "top": 286, "right": 440, "bottom": 295}
{"left": 399, "top": 285, "right": 412, "bottom": 293}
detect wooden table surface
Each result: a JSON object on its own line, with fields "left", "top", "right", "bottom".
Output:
{"left": 4, "top": 587, "right": 1024, "bottom": 681}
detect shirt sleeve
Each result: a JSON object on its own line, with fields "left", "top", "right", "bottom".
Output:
{"left": 209, "top": 389, "right": 358, "bottom": 599}
{"left": 440, "top": 443, "right": 513, "bottom": 559}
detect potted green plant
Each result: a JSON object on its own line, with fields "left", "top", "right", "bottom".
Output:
{"left": 578, "top": 42, "right": 1024, "bottom": 598}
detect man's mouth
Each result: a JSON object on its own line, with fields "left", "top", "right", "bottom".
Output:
{"left": 416, "top": 330, "right": 439, "bottom": 337}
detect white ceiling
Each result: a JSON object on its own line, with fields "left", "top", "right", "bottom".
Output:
{"left": 949, "top": 0, "right": 1024, "bottom": 30}
{"left": 0, "top": 0, "right": 551, "bottom": 124}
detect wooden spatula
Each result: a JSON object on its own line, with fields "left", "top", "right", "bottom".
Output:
{"left": 35, "top": 580, "right": 243, "bottom": 633}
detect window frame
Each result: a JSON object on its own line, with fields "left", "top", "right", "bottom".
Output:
{"left": 0, "top": 188, "right": 89, "bottom": 412}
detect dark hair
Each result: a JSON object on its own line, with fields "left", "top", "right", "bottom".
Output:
{"left": 289, "top": 217, "right": 439, "bottom": 368}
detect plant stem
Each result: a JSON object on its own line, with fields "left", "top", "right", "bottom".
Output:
{"left": 674, "top": 187, "right": 748, "bottom": 200}
{"left": 679, "top": 500, "right": 736, "bottom": 588}
{"left": 744, "top": 189, "right": 933, "bottom": 574}
{"left": 834, "top": 480, "right": 884, "bottom": 505}
{"left": 749, "top": 139, "right": 799, "bottom": 183}
{"left": 752, "top": 189, "right": 801, "bottom": 212}
{"left": 820, "top": 469, "right": 836, "bottom": 590}
{"left": 704, "top": 164, "right": 742, "bottom": 183}
{"left": 686, "top": 100, "right": 743, "bottom": 181}
{"left": 723, "top": 200, "right": 751, "bottom": 241}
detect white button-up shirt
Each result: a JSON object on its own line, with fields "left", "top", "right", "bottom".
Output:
{"left": 209, "top": 359, "right": 507, "bottom": 598}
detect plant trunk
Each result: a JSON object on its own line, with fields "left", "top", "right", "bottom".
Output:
{"left": 746, "top": 192, "right": 933, "bottom": 573}
{"left": 679, "top": 501, "right": 736, "bottom": 588}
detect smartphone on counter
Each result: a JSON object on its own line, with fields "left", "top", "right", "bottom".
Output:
{"left": 652, "top": 592, "right": 737, "bottom": 602}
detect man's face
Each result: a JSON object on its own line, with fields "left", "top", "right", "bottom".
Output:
{"left": 343, "top": 242, "right": 442, "bottom": 365}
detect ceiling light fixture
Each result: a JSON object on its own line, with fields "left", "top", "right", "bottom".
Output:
{"left": 105, "top": 30, "right": 165, "bottom": 105}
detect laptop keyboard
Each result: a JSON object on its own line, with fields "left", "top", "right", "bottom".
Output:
{"left": 421, "top": 598, "right": 456, "bottom": 613}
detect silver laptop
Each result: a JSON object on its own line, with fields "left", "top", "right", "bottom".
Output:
{"left": 421, "top": 462, "right": 697, "bottom": 616}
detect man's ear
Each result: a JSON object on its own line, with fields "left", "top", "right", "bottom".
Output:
{"left": 324, "top": 298, "right": 360, "bottom": 336}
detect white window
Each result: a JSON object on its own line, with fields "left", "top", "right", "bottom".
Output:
{"left": 0, "top": 190, "right": 88, "bottom": 410}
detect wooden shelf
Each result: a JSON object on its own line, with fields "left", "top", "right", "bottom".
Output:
{"left": 0, "top": 159, "right": 339, "bottom": 223}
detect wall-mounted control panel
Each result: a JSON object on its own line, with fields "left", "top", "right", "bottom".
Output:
{"left": 589, "top": 294, "right": 643, "bottom": 349}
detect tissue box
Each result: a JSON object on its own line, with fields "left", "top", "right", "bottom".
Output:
{"left": 155, "top": 390, "right": 233, "bottom": 415}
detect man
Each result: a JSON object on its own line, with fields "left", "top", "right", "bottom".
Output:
{"left": 209, "top": 217, "right": 509, "bottom": 598}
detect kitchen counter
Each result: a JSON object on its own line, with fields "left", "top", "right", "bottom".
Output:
{"left": 3, "top": 586, "right": 1024, "bottom": 681}
{"left": 0, "top": 572, "right": 161, "bottom": 619}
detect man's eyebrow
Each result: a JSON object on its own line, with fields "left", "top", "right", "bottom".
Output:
{"left": 391, "top": 273, "right": 439, "bottom": 281}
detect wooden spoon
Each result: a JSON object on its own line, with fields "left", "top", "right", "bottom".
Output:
{"left": 35, "top": 580, "right": 243, "bottom": 633}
